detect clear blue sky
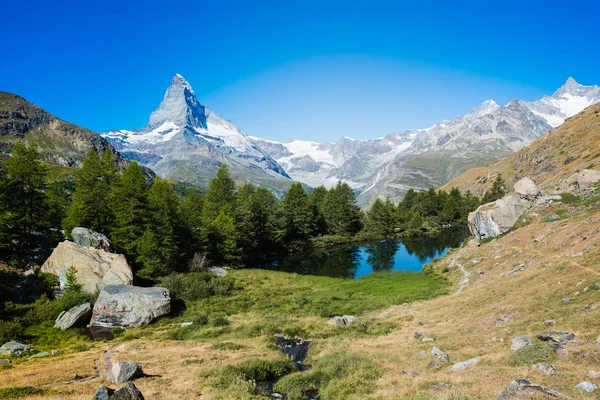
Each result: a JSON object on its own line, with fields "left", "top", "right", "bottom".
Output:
{"left": 1, "top": 0, "right": 598, "bottom": 142}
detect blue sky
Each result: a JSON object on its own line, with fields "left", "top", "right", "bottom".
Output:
{"left": 1, "top": 0, "right": 598, "bottom": 142}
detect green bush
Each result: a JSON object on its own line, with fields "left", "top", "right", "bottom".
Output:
{"left": 158, "top": 272, "right": 235, "bottom": 302}
{"left": 209, "top": 342, "right": 245, "bottom": 351}
{"left": 21, "top": 290, "right": 97, "bottom": 326}
{"left": 0, "top": 387, "right": 47, "bottom": 399}
{"left": 274, "top": 371, "right": 326, "bottom": 399}
{"left": 560, "top": 192, "right": 581, "bottom": 204}
{"left": 509, "top": 343, "right": 557, "bottom": 366}
{"left": 219, "top": 358, "right": 296, "bottom": 385}
{"left": 210, "top": 316, "right": 229, "bottom": 327}
{"left": 0, "top": 320, "right": 23, "bottom": 343}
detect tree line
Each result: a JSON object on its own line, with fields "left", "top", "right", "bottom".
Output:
{"left": 0, "top": 141, "right": 491, "bottom": 279}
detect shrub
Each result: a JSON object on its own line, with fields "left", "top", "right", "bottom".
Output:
{"left": 274, "top": 371, "right": 326, "bottom": 400}
{"left": 0, "top": 387, "right": 47, "bottom": 399}
{"left": 509, "top": 343, "right": 557, "bottom": 366}
{"left": 21, "top": 290, "right": 97, "bottom": 326}
{"left": 210, "top": 342, "right": 245, "bottom": 351}
{"left": 559, "top": 192, "right": 581, "bottom": 204}
{"left": 0, "top": 320, "right": 23, "bottom": 343}
{"left": 210, "top": 316, "right": 229, "bottom": 327}
{"left": 220, "top": 358, "right": 296, "bottom": 385}
{"left": 158, "top": 272, "right": 235, "bottom": 302}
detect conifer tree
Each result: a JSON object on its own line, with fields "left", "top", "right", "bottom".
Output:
{"left": 4, "top": 141, "right": 49, "bottom": 250}
{"left": 310, "top": 185, "right": 328, "bottom": 234}
{"left": 482, "top": 174, "right": 506, "bottom": 203}
{"left": 110, "top": 161, "right": 149, "bottom": 260}
{"left": 179, "top": 189, "right": 204, "bottom": 257}
{"left": 202, "top": 165, "right": 236, "bottom": 221}
{"left": 366, "top": 197, "right": 397, "bottom": 238}
{"left": 211, "top": 210, "right": 243, "bottom": 267}
{"left": 63, "top": 149, "right": 117, "bottom": 236}
{"left": 322, "top": 181, "right": 363, "bottom": 235}
{"left": 282, "top": 182, "right": 316, "bottom": 239}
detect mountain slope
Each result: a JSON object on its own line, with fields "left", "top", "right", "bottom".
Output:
{"left": 441, "top": 102, "right": 600, "bottom": 197}
{"left": 101, "top": 74, "right": 292, "bottom": 194}
{"left": 0, "top": 92, "right": 127, "bottom": 169}
{"left": 254, "top": 78, "right": 600, "bottom": 204}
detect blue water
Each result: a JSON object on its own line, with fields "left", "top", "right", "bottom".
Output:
{"left": 260, "top": 229, "right": 467, "bottom": 279}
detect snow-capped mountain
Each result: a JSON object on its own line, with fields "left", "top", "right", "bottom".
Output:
{"left": 253, "top": 78, "right": 600, "bottom": 204}
{"left": 101, "top": 74, "right": 291, "bottom": 192}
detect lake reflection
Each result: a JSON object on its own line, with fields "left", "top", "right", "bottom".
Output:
{"left": 261, "top": 229, "right": 468, "bottom": 279}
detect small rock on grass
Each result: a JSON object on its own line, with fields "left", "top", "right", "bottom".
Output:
{"left": 412, "top": 351, "right": 427, "bottom": 359}
{"left": 589, "top": 370, "right": 600, "bottom": 379}
{"left": 543, "top": 320, "right": 556, "bottom": 326}
{"left": 431, "top": 347, "right": 450, "bottom": 362}
{"left": 28, "top": 351, "right": 50, "bottom": 360}
{"left": 533, "top": 363, "right": 556, "bottom": 376}
{"left": 111, "top": 362, "right": 144, "bottom": 384}
{"left": 511, "top": 337, "right": 533, "bottom": 352}
{"left": 575, "top": 381, "right": 598, "bottom": 393}
{"left": 498, "top": 380, "right": 568, "bottom": 399}
{"left": 450, "top": 357, "right": 480, "bottom": 371}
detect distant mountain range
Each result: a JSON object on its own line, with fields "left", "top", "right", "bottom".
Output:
{"left": 2, "top": 76, "right": 599, "bottom": 204}
{"left": 252, "top": 77, "right": 600, "bottom": 203}
{"left": 101, "top": 74, "right": 293, "bottom": 195}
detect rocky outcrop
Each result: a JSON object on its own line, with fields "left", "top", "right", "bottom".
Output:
{"left": 450, "top": 357, "right": 480, "bottom": 370}
{"left": 90, "top": 285, "right": 171, "bottom": 328}
{"left": 513, "top": 177, "right": 539, "bottom": 200}
{"left": 110, "top": 362, "right": 144, "bottom": 384}
{"left": 71, "top": 228, "right": 112, "bottom": 252}
{"left": 0, "top": 341, "right": 30, "bottom": 356}
{"left": 92, "top": 382, "right": 145, "bottom": 400}
{"left": 498, "top": 379, "right": 568, "bottom": 399}
{"left": 328, "top": 315, "right": 366, "bottom": 328}
{"left": 41, "top": 241, "right": 133, "bottom": 293}
{"left": 432, "top": 347, "right": 450, "bottom": 363}
{"left": 468, "top": 195, "right": 530, "bottom": 240}
{"left": 563, "top": 169, "right": 600, "bottom": 192}
{"left": 536, "top": 331, "right": 575, "bottom": 347}
{"left": 54, "top": 302, "right": 92, "bottom": 330}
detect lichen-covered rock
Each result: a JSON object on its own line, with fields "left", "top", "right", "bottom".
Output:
{"left": 71, "top": 227, "right": 112, "bottom": 252}
{"left": 575, "top": 381, "right": 598, "bottom": 393}
{"left": 468, "top": 195, "right": 530, "bottom": 240}
{"left": 110, "top": 362, "right": 144, "bottom": 384}
{"left": 511, "top": 337, "right": 534, "bottom": 352}
{"left": 533, "top": 363, "right": 556, "bottom": 376}
{"left": 111, "top": 382, "right": 145, "bottom": 400}
{"left": 513, "top": 177, "right": 539, "bottom": 200}
{"left": 536, "top": 331, "right": 575, "bottom": 346}
{"left": 328, "top": 315, "right": 366, "bottom": 328}
{"left": 55, "top": 302, "right": 92, "bottom": 330}
{"left": 90, "top": 285, "right": 171, "bottom": 328}
{"left": 450, "top": 357, "right": 480, "bottom": 370}
{"left": 498, "top": 379, "right": 568, "bottom": 399}
{"left": 41, "top": 241, "right": 133, "bottom": 292}
{"left": 0, "top": 341, "right": 30, "bottom": 356}
{"left": 432, "top": 347, "right": 450, "bottom": 363}
{"left": 92, "top": 385, "right": 113, "bottom": 400}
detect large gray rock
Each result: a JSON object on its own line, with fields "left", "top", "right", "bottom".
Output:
{"left": 91, "top": 285, "right": 171, "bottom": 328}
{"left": 468, "top": 195, "right": 530, "bottom": 240}
{"left": 575, "top": 169, "right": 600, "bottom": 188}
{"left": 110, "top": 362, "right": 144, "bottom": 384}
{"left": 92, "top": 385, "right": 113, "bottom": 400}
{"left": 111, "top": 382, "right": 145, "bottom": 400}
{"left": 0, "top": 341, "right": 30, "bottom": 356}
{"left": 72, "top": 227, "right": 112, "bottom": 252}
{"left": 498, "top": 379, "right": 568, "bottom": 399}
{"left": 41, "top": 241, "right": 133, "bottom": 292}
{"left": 328, "top": 315, "right": 366, "bottom": 328}
{"left": 513, "top": 177, "right": 539, "bottom": 200}
{"left": 536, "top": 331, "right": 575, "bottom": 346}
{"left": 55, "top": 302, "right": 92, "bottom": 330}
{"left": 511, "top": 337, "right": 534, "bottom": 352}
{"left": 28, "top": 351, "right": 50, "bottom": 360}
{"left": 450, "top": 357, "right": 480, "bottom": 371}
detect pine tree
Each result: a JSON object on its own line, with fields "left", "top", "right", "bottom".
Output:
{"left": 179, "top": 189, "right": 204, "bottom": 258}
{"left": 366, "top": 197, "right": 397, "bottom": 238}
{"left": 110, "top": 161, "right": 149, "bottom": 260}
{"left": 0, "top": 162, "right": 11, "bottom": 254}
{"left": 409, "top": 212, "right": 424, "bottom": 232}
{"left": 322, "top": 181, "right": 363, "bottom": 235}
{"left": 202, "top": 165, "right": 236, "bottom": 221}
{"left": 4, "top": 141, "right": 49, "bottom": 251}
{"left": 282, "top": 182, "right": 316, "bottom": 239}
{"left": 211, "top": 210, "right": 242, "bottom": 267}
{"left": 136, "top": 177, "right": 181, "bottom": 279}
{"left": 249, "top": 187, "right": 284, "bottom": 255}
{"left": 63, "top": 149, "right": 117, "bottom": 236}
{"left": 441, "top": 196, "right": 460, "bottom": 222}
{"left": 310, "top": 185, "right": 328, "bottom": 234}
{"left": 482, "top": 174, "right": 506, "bottom": 203}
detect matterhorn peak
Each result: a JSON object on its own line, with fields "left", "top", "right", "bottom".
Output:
{"left": 148, "top": 74, "right": 207, "bottom": 130}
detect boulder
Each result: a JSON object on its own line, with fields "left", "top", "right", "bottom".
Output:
{"left": 431, "top": 347, "right": 450, "bottom": 363}
{"left": 328, "top": 315, "right": 366, "bottom": 328}
{"left": 90, "top": 285, "right": 171, "bottom": 328}
{"left": 513, "top": 177, "right": 539, "bottom": 199}
{"left": 72, "top": 227, "right": 112, "bottom": 252}
{"left": 55, "top": 302, "right": 92, "bottom": 330}
{"left": 511, "top": 337, "right": 533, "bottom": 352}
{"left": 577, "top": 169, "right": 600, "bottom": 188}
{"left": 468, "top": 195, "right": 530, "bottom": 240}
{"left": 28, "top": 351, "right": 50, "bottom": 360}
{"left": 535, "top": 195, "right": 562, "bottom": 205}
{"left": 110, "top": 362, "right": 144, "bottom": 384}
{"left": 450, "top": 357, "right": 480, "bottom": 371}
{"left": 533, "top": 363, "right": 556, "bottom": 376}
{"left": 0, "top": 341, "right": 30, "bottom": 356}
{"left": 112, "top": 382, "right": 145, "bottom": 400}
{"left": 41, "top": 241, "right": 133, "bottom": 292}
{"left": 575, "top": 381, "right": 598, "bottom": 393}
{"left": 92, "top": 385, "right": 113, "bottom": 400}
{"left": 498, "top": 379, "right": 568, "bottom": 399}
{"left": 536, "top": 331, "right": 575, "bottom": 346}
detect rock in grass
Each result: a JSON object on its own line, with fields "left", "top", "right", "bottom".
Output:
{"left": 0, "top": 359, "right": 11, "bottom": 364}
{"left": 412, "top": 351, "right": 427, "bottom": 359}
{"left": 532, "top": 363, "right": 556, "bottom": 376}
{"left": 28, "top": 352, "right": 50, "bottom": 360}
{"left": 413, "top": 331, "right": 423, "bottom": 339}
{"left": 421, "top": 337, "right": 435, "bottom": 342}
{"left": 575, "top": 381, "right": 598, "bottom": 393}
{"left": 90, "top": 285, "right": 170, "bottom": 328}
{"left": 0, "top": 341, "right": 31, "bottom": 356}
{"left": 510, "top": 337, "right": 534, "bottom": 352}
{"left": 92, "top": 385, "right": 114, "bottom": 400}
{"left": 55, "top": 302, "right": 92, "bottom": 330}
{"left": 589, "top": 370, "right": 600, "bottom": 379}
{"left": 110, "top": 362, "right": 144, "bottom": 384}
{"left": 497, "top": 379, "right": 568, "bottom": 399}
{"left": 111, "top": 382, "right": 145, "bottom": 400}
{"left": 450, "top": 357, "right": 481, "bottom": 371}
{"left": 543, "top": 320, "right": 556, "bottom": 326}
{"left": 431, "top": 347, "right": 450, "bottom": 363}
{"left": 328, "top": 315, "right": 366, "bottom": 328}
{"left": 536, "top": 331, "right": 575, "bottom": 346}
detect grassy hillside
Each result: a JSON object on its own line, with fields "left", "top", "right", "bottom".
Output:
{"left": 441, "top": 103, "right": 600, "bottom": 197}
